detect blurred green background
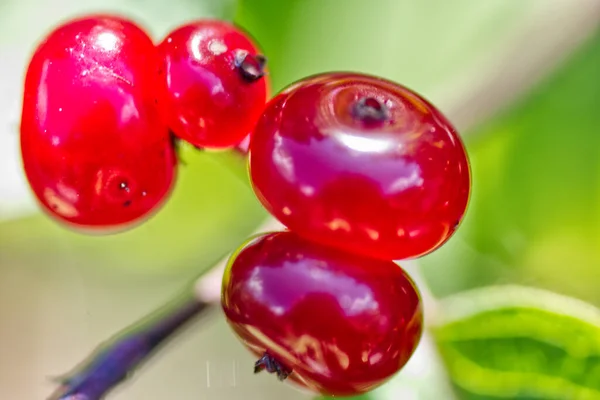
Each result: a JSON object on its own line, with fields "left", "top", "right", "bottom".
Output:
{"left": 1, "top": 0, "right": 600, "bottom": 399}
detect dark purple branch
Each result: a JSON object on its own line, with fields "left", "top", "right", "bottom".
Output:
{"left": 48, "top": 297, "right": 211, "bottom": 400}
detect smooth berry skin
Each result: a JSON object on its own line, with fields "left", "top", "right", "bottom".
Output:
{"left": 20, "top": 15, "right": 176, "bottom": 231}
{"left": 157, "top": 20, "right": 268, "bottom": 149}
{"left": 249, "top": 73, "right": 471, "bottom": 261}
{"left": 221, "top": 231, "right": 423, "bottom": 397}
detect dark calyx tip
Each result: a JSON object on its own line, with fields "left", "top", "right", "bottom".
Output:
{"left": 352, "top": 96, "right": 390, "bottom": 123}
{"left": 254, "top": 353, "right": 292, "bottom": 381}
{"left": 235, "top": 51, "right": 267, "bottom": 82}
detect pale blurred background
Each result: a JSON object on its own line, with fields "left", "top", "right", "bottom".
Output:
{"left": 2, "top": 0, "right": 600, "bottom": 399}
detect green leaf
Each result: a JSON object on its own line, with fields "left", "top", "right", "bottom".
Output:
{"left": 432, "top": 285, "right": 600, "bottom": 400}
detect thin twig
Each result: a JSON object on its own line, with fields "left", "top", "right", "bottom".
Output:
{"left": 47, "top": 297, "right": 209, "bottom": 399}
{"left": 46, "top": 216, "right": 283, "bottom": 400}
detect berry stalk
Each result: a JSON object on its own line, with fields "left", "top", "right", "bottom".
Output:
{"left": 48, "top": 295, "right": 211, "bottom": 400}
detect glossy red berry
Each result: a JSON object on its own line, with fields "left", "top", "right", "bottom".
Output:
{"left": 156, "top": 20, "right": 268, "bottom": 149}
{"left": 20, "top": 15, "right": 177, "bottom": 231}
{"left": 221, "top": 231, "right": 423, "bottom": 397}
{"left": 249, "top": 73, "right": 471, "bottom": 261}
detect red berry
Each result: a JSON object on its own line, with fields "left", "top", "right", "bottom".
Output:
{"left": 20, "top": 15, "right": 177, "bottom": 231}
{"left": 221, "top": 231, "right": 423, "bottom": 396}
{"left": 156, "top": 20, "right": 268, "bottom": 149}
{"left": 249, "top": 73, "right": 471, "bottom": 261}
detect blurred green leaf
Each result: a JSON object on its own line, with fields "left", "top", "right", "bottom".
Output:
{"left": 420, "top": 30, "right": 600, "bottom": 302}
{"left": 433, "top": 285, "right": 600, "bottom": 400}
{"left": 235, "top": 0, "right": 560, "bottom": 107}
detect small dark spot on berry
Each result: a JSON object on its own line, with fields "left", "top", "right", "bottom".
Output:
{"left": 123, "top": 200, "right": 132, "bottom": 207}
{"left": 51, "top": 204, "right": 58, "bottom": 210}
{"left": 453, "top": 220, "right": 460, "bottom": 230}
{"left": 235, "top": 50, "right": 267, "bottom": 82}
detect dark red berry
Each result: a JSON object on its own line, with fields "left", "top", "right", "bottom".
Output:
{"left": 221, "top": 231, "right": 423, "bottom": 397}
{"left": 157, "top": 20, "right": 269, "bottom": 149}
{"left": 20, "top": 15, "right": 177, "bottom": 231}
{"left": 249, "top": 72, "right": 471, "bottom": 261}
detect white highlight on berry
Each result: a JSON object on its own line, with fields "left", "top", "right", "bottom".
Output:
{"left": 300, "top": 185, "right": 315, "bottom": 196}
{"left": 335, "top": 132, "right": 394, "bottom": 153}
{"left": 95, "top": 31, "right": 119, "bottom": 52}
{"left": 387, "top": 166, "right": 424, "bottom": 194}
{"left": 208, "top": 39, "right": 227, "bottom": 55}
{"left": 190, "top": 34, "right": 204, "bottom": 61}
{"left": 272, "top": 134, "right": 295, "bottom": 182}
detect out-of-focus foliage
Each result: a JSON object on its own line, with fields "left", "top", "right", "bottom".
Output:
{"left": 433, "top": 285, "right": 600, "bottom": 399}
{"left": 235, "top": 0, "right": 547, "bottom": 100}
{"left": 421, "top": 30, "right": 600, "bottom": 305}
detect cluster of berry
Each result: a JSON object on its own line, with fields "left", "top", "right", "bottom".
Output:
{"left": 20, "top": 15, "right": 268, "bottom": 230}
{"left": 222, "top": 72, "right": 471, "bottom": 396}
{"left": 20, "top": 14, "right": 471, "bottom": 398}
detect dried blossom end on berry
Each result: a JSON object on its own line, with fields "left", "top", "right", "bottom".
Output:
{"left": 352, "top": 96, "right": 390, "bottom": 123}
{"left": 254, "top": 353, "right": 292, "bottom": 381}
{"left": 235, "top": 51, "right": 267, "bottom": 82}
